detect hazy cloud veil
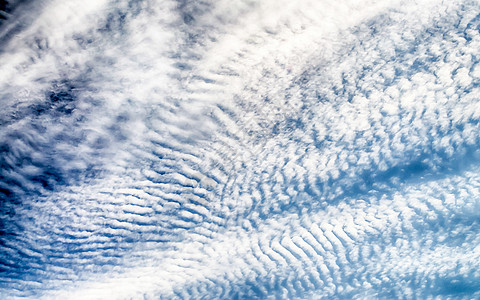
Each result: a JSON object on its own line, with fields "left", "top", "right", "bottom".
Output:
{"left": 1, "top": 0, "right": 480, "bottom": 299}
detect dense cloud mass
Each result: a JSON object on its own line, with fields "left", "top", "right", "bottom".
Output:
{"left": 1, "top": 0, "right": 480, "bottom": 299}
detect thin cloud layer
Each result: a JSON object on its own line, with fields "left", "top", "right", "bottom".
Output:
{"left": 1, "top": 0, "right": 480, "bottom": 299}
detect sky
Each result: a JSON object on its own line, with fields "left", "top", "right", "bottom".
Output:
{"left": 1, "top": 0, "right": 480, "bottom": 299}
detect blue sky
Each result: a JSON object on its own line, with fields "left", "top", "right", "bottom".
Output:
{"left": 1, "top": 0, "right": 480, "bottom": 299}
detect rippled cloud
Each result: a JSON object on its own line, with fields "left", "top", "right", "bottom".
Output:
{"left": 1, "top": 0, "right": 480, "bottom": 299}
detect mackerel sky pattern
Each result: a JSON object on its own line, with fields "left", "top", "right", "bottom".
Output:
{"left": 1, "top": 0, "right": 480, "bottom": 299}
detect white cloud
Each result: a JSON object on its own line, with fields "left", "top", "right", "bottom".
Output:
{"left": 2, "top": 0, "right": 480, "bottom": 299}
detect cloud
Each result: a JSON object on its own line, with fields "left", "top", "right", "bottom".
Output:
{"left": 1, "top": 0, "right": 480, "bottom": 299}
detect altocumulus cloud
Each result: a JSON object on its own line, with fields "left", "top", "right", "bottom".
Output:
{"left": 1, "top": 0, "right": 480, "bottom": 299}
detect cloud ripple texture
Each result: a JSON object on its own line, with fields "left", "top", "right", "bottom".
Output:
{"left": 1, "top": 0, "right": 480, "bottom": 299}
